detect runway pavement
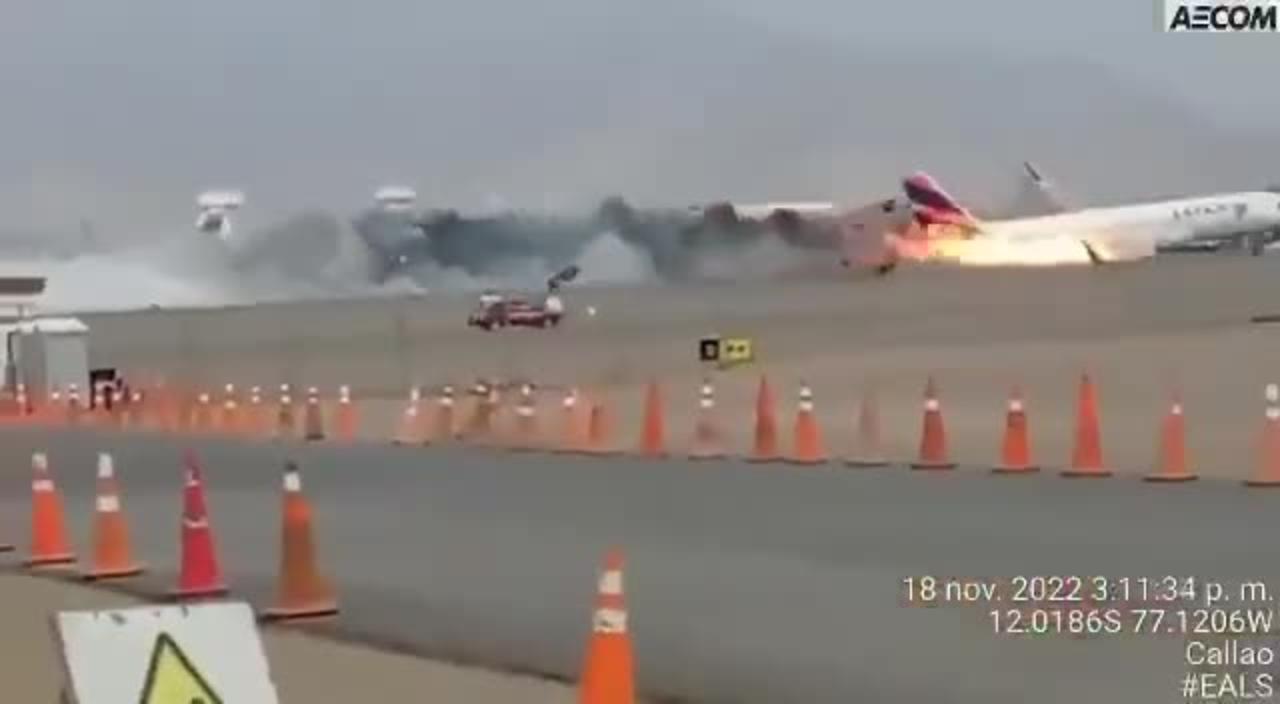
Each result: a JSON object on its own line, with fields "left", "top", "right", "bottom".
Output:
{"left": 2, "top": 428, "right": 1280, "bottom": 703}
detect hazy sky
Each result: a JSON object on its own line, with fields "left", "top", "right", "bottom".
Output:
{"left": 2, "top": 0, "right": 1276, "bottom": 240}
{"left": 719, "top": 0, "right": 1280, "bottom": 129}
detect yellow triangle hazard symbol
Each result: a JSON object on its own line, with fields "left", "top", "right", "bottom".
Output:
{"left": 137, "top": 632, "right": 223, "bottom": 704}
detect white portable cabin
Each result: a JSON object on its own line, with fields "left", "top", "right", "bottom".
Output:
{"left": 2, "top": 317, "right": 90, "bottom": 396}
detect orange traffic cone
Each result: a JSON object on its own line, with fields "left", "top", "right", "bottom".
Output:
{"left": 303, "top": 386, "right": 326, "bottom": 441}
{"left": 557, "top": 388, "right": 589, "bottom": 453}
{"left": 585, "top": 394, "right": 619, "bottom": 455}
{"left": 578, "top": 549, "right": 636, "bottom": 704}
{"left": 1061, "top": 372, "right": 1111, "bottom": 478}
{"left": 121, "top": 389, "right": 142, "bottom": 431}
{"left": 511, "top": 383, "right": 541, "bottom": 451}
{"left": 82, "top": 452, "right": 145, "bottom": 580}
{"left": 583, "top": 395, "right": 614, "bottom": 455}
{"left": 244, "top": 385, "right": 267, "bottom": 437}
{"left": 911, "top": 377, "right": 956, "bottom": 470}
{"left": 993, "top": 386, "right": 1038, "bottom": 474}
{"left": 1145, "top": 393, "right": 1197, "bottom": 482}
{"left": 637, "top": 381, "right": 666, "bottom": 458}
{"left": 44, "top": 388, "right": 63, "bottom": 426}
{"left": 689, "top": 378, "right": 726, "bottom": 460}
{"left": 788, "top": 382, "right": 827, "bottom": 464}
{"left": 15, "top": 383, "right": 31, "bottom": 421}
{"left": 846, "top": 387, "right": 888, "bottom": 467}
{"left": 171, "top": 450, "right": 229, "bottom": 600}
{"left": 190, "top": 391, "right": 214, "bottom": 433}
{"left": 746, "top": 375, "right": 779, "bottom": 463}
{"left": 465, "top": 382, "right": 497, "bottom": 442}
{"left": 1246, "top": 383, "right": 1280, "bottom": 487}
{"left": 434, "top": 385, "right": 456, "bottom": 442}
{"left": 276, "top": 384, "right": 296, "bottom": 439}
{"left": 25, "top": 452, "right": 76, "bottom": 568}
{"left": 393, "top": 387, "right": 424, "bottom": 445}
{"left": 218, "top": 383, "right": 240, "bottom": 434}
{"left": 69, "top": 384, "right": 87, "bottom": 426}
{"left": 262, "top": 461, "right": 339, "bottom": 621}
{"left": 333, "top": 384, "right": 358, "bottom": 442}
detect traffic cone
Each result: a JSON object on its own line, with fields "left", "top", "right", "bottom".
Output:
{"left": 637, "top": 381, "right": 666, "bottom": 458}
{"left": 303, "top": 386, "right": 325, "bottom": 441}
{"left": 393, "top": 387, "right": 424, "bottom": 445}
{"left": 82, "top": 452, "right": 145, "bottom": 580}
{"left": 845, "top": 387, "right": 889, "bottom": 467}
{"left": 578, "top": 549, "right": 635, "bottom": 704}
{"left": 1145, "top": 393, "right": 1197, "bottom": 483}
{"left": 67, "top": 384, "right": 83, "bottom": 426}
{"left": 1246, "top": 383, "right": 1280, "bottom": 487}
{"left": 746, "top": 375, "right": 779, "bottom": 463}
{"left": 434, "top": 385, "right": 456, "bottom": 442}
{"left": 992, "top": 386, "right": 1038, "bottom": 474}
{"left": 24, "top": 452, "right": 76, "bottom": 568}
{"left": 15, "top": 383, "right": 31, "bottom": 420}
{"left": 43, "top": 388, "right": 64, "bottom": 426}
{"left": 218, "top": 383, "right": 239, "bottom": 434}
{"left": 190, "top": 391, "right": 213, "bottom": 433}
{"left": 911, "top": 377, "right": 956, "bottom": 470}
{"left": 788, "top": 382, "right": 827, "bottom": 465}
{"left": 557, "top": 388, "right": 589, "bottom": 453}
{"left": 121, "top": 389, "right": 142, "bottom": 431}
{"left": 511, "top": 383, "right": 540, "bottom": 451}
{"left": 90, "top": 386, "right": 108, "bottom": 427}
{"left": 276, "top": 384, "right": 296, "bottom": 439}
{"left": 465, "top": 382, "right": 496, "bottom": 442}
{"left": 585, "top": 394, "right": 619, "bottom": 455}
{"left": 244, "top": 385, "right": 266, "bottom": 437}
{"left": 689, "top": 378, "right": 725, "bottom": 460}
{"left": 333, "top": 384, "right": 358, "bottom": 442}
{"left": 261, "top": 461, "right": 339, "bottom": 621}
{"left": 170, "top": 451, "right": 229, "bottom": 600}
{"left": 1061, "top": 372, "right": 1111, "bottom": 478}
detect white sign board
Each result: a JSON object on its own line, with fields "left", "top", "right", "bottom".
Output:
{"left": 53, "top": 601, "right": 280, "bottom": 704}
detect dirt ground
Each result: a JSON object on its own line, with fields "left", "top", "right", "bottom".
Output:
{"left": 0, "top": 572, "right": 574, "bottom": 703}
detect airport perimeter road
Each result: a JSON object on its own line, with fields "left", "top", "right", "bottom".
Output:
{"left": 2, "top": 428, "right": 1278, "bottom": 703}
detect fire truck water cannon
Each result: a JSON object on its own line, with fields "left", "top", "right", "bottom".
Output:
{"left": 195, "top": 189, "right": 246, "bottom": 238}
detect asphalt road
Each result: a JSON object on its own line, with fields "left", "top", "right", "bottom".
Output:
{"left": 2, "top": 427, "right": 1278, "bottom": 703}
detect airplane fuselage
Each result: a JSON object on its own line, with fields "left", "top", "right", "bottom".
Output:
{"left": 972, "top": 191, "right": 1280, "bottom": 249}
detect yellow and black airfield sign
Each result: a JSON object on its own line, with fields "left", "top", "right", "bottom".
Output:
{"left": 138, "top": 632, "right": 223, "bottom": 704}
{"left": 699, "top": 335, "right": 754, "bottom": 369}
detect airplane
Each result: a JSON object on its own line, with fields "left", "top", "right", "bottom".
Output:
{"left": 896, "top": 168, "right": 1280, "bottom": 265}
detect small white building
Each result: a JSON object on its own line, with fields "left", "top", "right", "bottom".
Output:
{"left": 1, "top": 317, "right": 90, "bottom": 395}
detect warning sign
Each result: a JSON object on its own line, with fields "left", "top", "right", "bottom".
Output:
{"left": 138, "top": 633, "right": 222, "bottom": 704}
{"left": 52, "top": 601, "right": 279, "bottom": 704}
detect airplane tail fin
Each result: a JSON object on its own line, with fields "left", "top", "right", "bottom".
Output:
{"left": 901, "top": 172, "right": 981, "bottom": 234}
